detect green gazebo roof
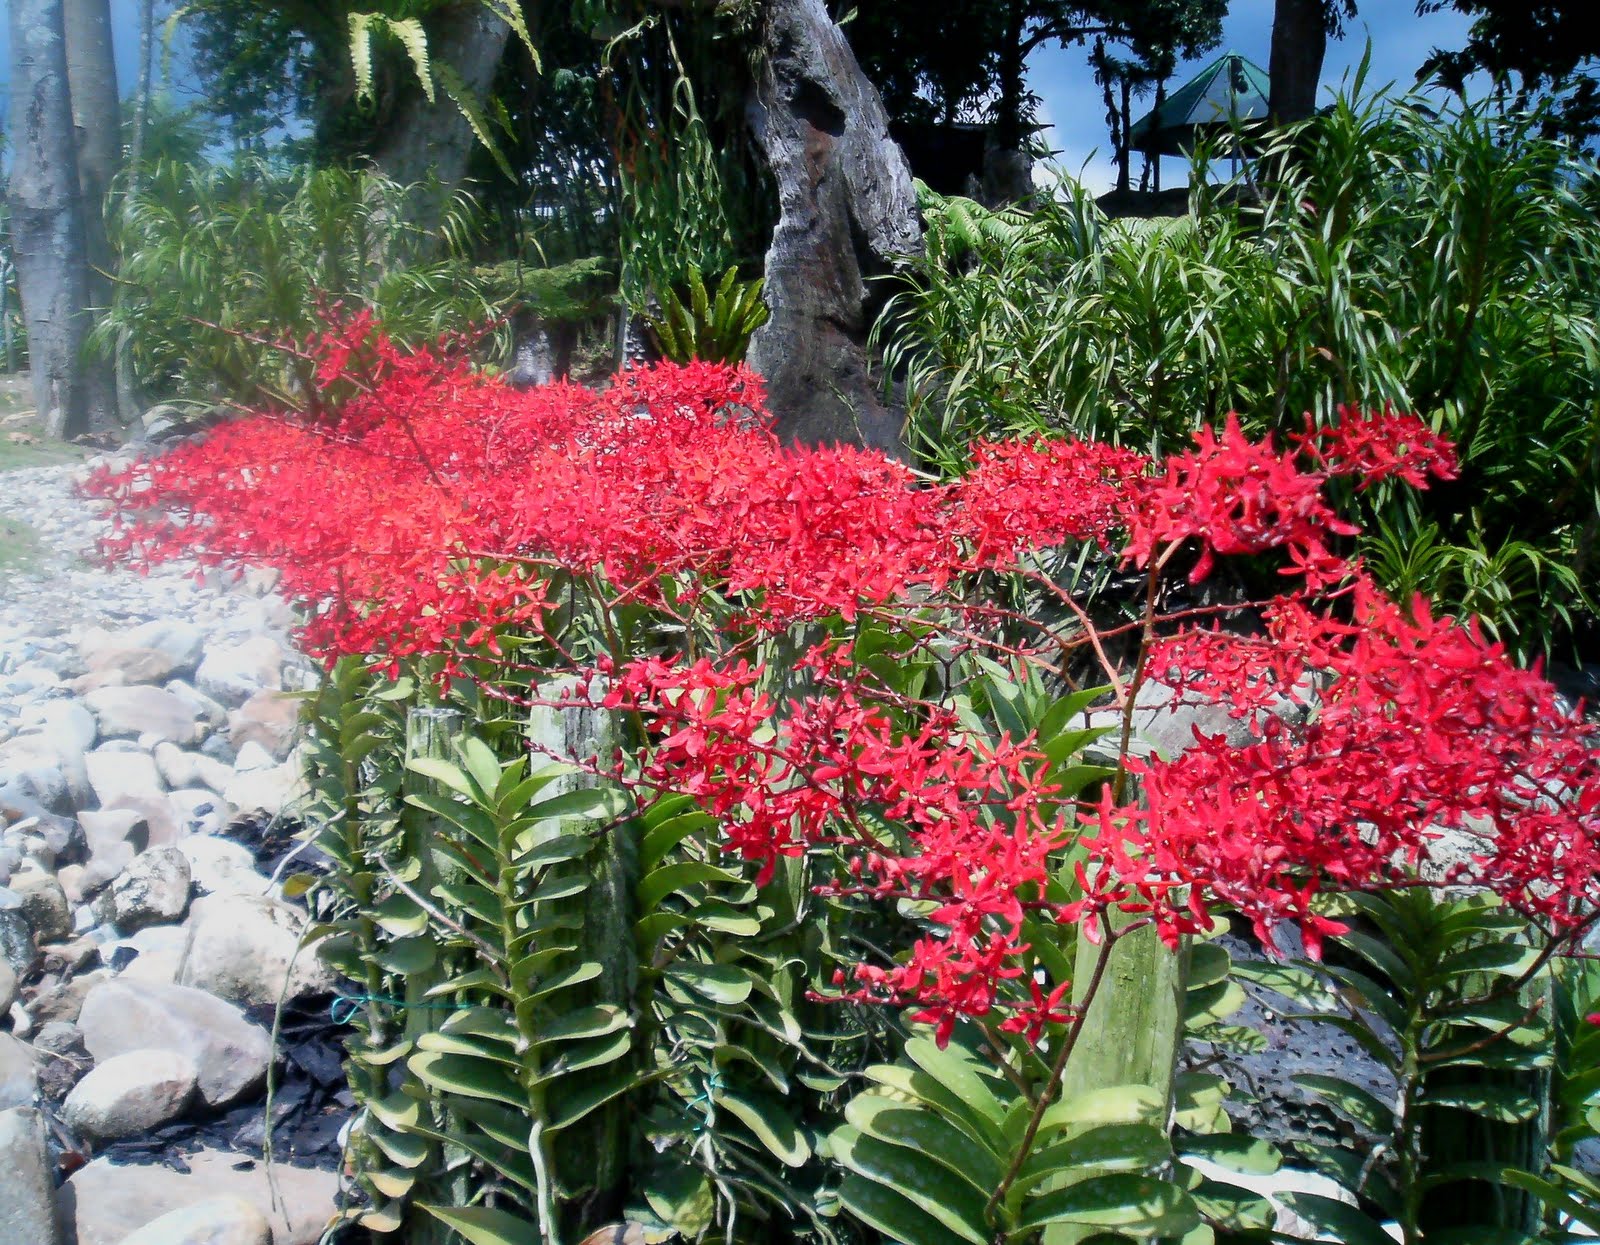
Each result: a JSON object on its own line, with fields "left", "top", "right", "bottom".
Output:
{"left": 1128, "top": 52, "right": 1271, "bottom": 156}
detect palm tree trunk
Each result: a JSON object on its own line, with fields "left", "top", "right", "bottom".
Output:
{"left": 62, "top": 0, "right": 122, "bottom": 428}
{"left": 8, "top": 0, "right": 97, "bottom": 439}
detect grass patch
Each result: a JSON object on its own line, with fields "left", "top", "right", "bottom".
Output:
{"left": 0, "top": 372, "right": 91, "bottom": 472}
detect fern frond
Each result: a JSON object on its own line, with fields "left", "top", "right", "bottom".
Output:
{"left": 347, "top": 12, "right": 377, "bottom": 105}
{"left": 435, "top": 61, "right": 514, "bottom": 182}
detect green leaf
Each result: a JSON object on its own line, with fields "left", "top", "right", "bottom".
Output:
{"left": 1185, "top": 1177, "right": 1276, "bottom": 1232}
{"left": 405, "top": 755, "right": 477, "bottom": 800}
{"left": 720, "top": 1089, "right": 811, "bottom": 1167}
{"left": 1415, "top": 1084, "right": 1541, "bottom": 1122}
{"left": 1016, "top": 1123, "right": 1172, "bottom": 1188}
{"left": 637, "top": 860, "right": 746, "bottom": 911}
{"left": 417, "top": 1204, "right": 535, "bottom": 1245}
{"left": 547, "top": 1065, "right": 642, "bottom": 1132}
{"left": 831, "top": 1125, "right": 989, "bottom": 1243}
{"left": 639, "top": 809, "right": 714, "bottom": 870}
{"left": 836, "top": 1173, "right": 978, "bottom": 1245}
{"left": 1015, "top": 1173, "right": 1201, "bottom": 1236}
{"left": 1038, "top": 1084, "right": 1167, "bottom": 1134}
{"left": 1294, "top": 1073, "right": 1396, "bottom": 1134}
{"left": 1184, "top": 980, "right": 1246, "bottom": 1027}
{"left": 1178, "top": 1133, "right": 1281, "bottom": 1175}
{"left": 1187, "top": 941, "right": 1232, "bottom": 991}
{"left": 905, "top": 1036, "right": 1008, "bottom": 1127}
{"left": 1228, "top": 960, "right": 1333, "bottom": 1010}
{"left": 1275, "top": 1192, "right": 1396, "bottom": 1245}
{"left": 863, "top": 1064, "right": 1006, "bottom": 1156}
{"left": 535, "top": 1004, "right": 631, "bottom": 1045}
{"left": 664, "top": 962, "right": 753, "bottom": 1005}
{"left": 407, "top": 1051, "right": 526, "bottom": 1108}
{"left": 845, "top": 1094, "right": 1003, "bottom": 1191}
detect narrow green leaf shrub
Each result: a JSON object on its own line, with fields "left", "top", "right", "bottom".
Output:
{"left": 880, "top": 93, "right": 1600, "bottom": 655}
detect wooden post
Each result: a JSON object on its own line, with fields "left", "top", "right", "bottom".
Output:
{"left": 528, "top": 677, "right": 634, "bottom": 1219}
{"left": 1044, "top": 909, "right": 1187, "bottom": 1244}
{"left": 401, "top": 705, "right": 467, "bottom": 1245}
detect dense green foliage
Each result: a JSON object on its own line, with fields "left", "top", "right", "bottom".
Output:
{"left": 95, "top": 160, "right": 619, "bottom": 406}
{"left": 880, "top": 94, "right": 1600, "bottom": 656}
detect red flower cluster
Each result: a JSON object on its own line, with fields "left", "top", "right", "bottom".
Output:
{"left": 602, "top": 646, "right": 1070, "bottom": 1045}
{"left": 84, "top": 317, "right": 1596, "bottom": 1045}
{"left": 1085, "top": 579, "right": 1600, "bottom": 955}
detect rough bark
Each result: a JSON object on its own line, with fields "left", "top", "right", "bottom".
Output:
{"left": 8, "top": 0, "right": 97, "bottom": 439}
{"left": 62, "top": 0, "right": 122, "bottom": 427}
{"left": 116, "top": 0, "right": 156, "bottom": 419}
{"left": 1268, "top": 0, "right": 1330, "bottom": 123}
{"left": 745, "top": 0, "right": 922, "bottom": 455}
{"left": 369, "top": 2, "right": 511, "bottom": 241}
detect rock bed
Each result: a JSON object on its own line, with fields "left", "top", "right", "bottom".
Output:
{"left": 0, "top": 458, "right": 347, "bottom": 1245}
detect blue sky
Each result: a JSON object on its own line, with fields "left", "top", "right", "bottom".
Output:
{"left": 5, "top": 0, "right": 1478, "bottom": 186}
{"left": 1030, "top": 0, "right": 1480, "bottom": 191}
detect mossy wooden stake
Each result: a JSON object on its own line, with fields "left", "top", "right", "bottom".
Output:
{"left": 528, "top": 677, "right": 634, "bottom": 1220}
{"left": 1044, "top": 914, "right": 1187, "bottom": 1245}
{"left": 400, "top": 705, "right": 467, "bottom": 1245}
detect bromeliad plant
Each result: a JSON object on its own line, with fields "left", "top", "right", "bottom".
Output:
{"left": 85, "top": 318, "right": 1600, "bottom": 1244}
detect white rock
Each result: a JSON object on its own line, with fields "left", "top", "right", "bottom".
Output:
{"left": 232, "top": 740, "right": 275, "bottom": 773}
{"left": 0, "top": 960, "right": 15, "bottom": 1014}
{"left": 110, "top": 846, "right": 191, "bottom": 932}
{"left": 82, "top": 686, "right": 206, "bottom": 746}
{"left": 77, "top": 979, "right": 270, "bottom": 1108}
{"left": 62, "top": 1048, "right": 197, "bottom": 1141}
{"left": 178, "top": 895, "right": 334, "bottom": 1007}
{"left": 67, "top": 1148, "right": 335, "bottom": 1245}
{"left": 85, "top": 619, "right": 205, "bottom": 677}
{"left": 0, "top": 1107, "right": 64, "bottom": 1245}
{"left": 0, "top": 1033, "right": 38, "bottom": 1109}
{"left": 115, "top": 1196, "right": 273, "bottom": 1245}
{"left": 84, "top": 749, "right": 165, "bottom": 807}
{"left": 223, "top": 764, "right": 303, "bottom": 819}
{"left": 78, "top": 808, "right": 150, "bottom": 854}
{"left": 195, "top": 637, "right": 283, "bottom": 708}
{"left": 164, "top": 680, "right": 229, "bottom": 731}
{"left": 8, "top": 870, "right": 71, "bottom": 942}
{"left": 83, "top": 644, "right": 183, "bottom": 686}
{"left": 227, "top": 689, "right": 300, "bottom": 760}
{"left": 178, "top": 837, "right": 265, "bottom": 899}
{"left": 34, "top": 700, "right": 96, "bottom": 752}
{"left": 168, "top": 788, "right": 232, "bottom": 838}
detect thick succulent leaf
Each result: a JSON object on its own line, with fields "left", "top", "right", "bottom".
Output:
{"left": 1294, "top": 1073, "right": 1397, "bottom": 1134}
{"left": 845, "top": 1094, "right": 1004, "bottom": 1191}
{"left": 836, "top": 1173, "right": 979, "bottom": 1245}
{"left": 408, "top": 1051, "right": 526, "bottom": 1108}
{"left": 1015, "top": 1122, "right": 1172, "bottom": 1189}
{"left": 1177, "top": 1133, "right": 1281, "bottom": 1175}
{"left": 1014, "top": 1173, "right": 1201, "bottom": 1237}
{"left": 418, "top": 1204, "right": 536, "bottom": 1245}
{"left": 1275, "top": 1192, "right": 1397, "bottom": 1245}
{"left": 831, "top": 1125, "right": 990, "bottom": 1243}
{"left": 719, "top": 1089, "right": 811, "bottom": 1168}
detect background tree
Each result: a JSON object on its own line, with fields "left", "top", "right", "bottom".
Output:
{"left": 838, "top": 1, "right": 1225, "bottom": 202}
{"left": 1268, "top": 0, "right": 1355, "bottom": 122}
{"left": 62, "top": 0, "right": 122, "bottom": 426}
{"left": 1419, "top": 0, "right": 1600, "bottom": 142}
{"left": 7, "top": 0, "right": 99, "bottom": 438}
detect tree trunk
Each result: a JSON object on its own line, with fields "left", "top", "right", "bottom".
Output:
{"left": 115, "top": 0, "right": 155, "bottom": 419}
{"left": 7, "top": 0, "right": 97, "bottom": 439}
{"left": 983, "top": 1, "right": 1035, "bottom": 205}
{"left": 744, "top": 0, "right": 922, "bottom": 455}
{"left": 62, "top": 0, "right": 122, "bottom": 428}
{"left": 1269, "top": 0, "right": 1330, "bottom": 124}
{"left": 369, "top": 1, "right": 512, "bottom": 242}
